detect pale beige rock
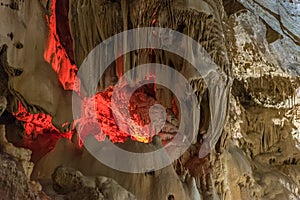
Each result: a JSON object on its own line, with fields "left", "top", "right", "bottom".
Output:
{"left": 213, "top": 9, "right": 300, "bottom": 200}
{"left": 0, "top": 0, "right": 75, "bottom": 132}
{"left": 1, "top": 0, "right": 300, "bottom": 200}
{"left": 0, "top": 153, "right": 37, "bottom": 200}
{"left": 0, "top": 96, "right": 7, "bottom": 116}
{"left": 0, "top": 125, "right": 33, "bottom": 178}
{"left": 52, "top": 166, "right": 136, "bottom": 200}
{"left": 33, "top": 136, "right": 201, "bottom": 200}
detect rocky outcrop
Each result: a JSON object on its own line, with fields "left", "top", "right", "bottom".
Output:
{"left": 238, "top": 0, "right": 300, "bottom": 44}
{"left": 237, "top": 0, "right": 300, "bottom": 75}
{"left": 0, "top": 125, "right": 48, "bottom": 200}
{"left": 32, "top": 136, "right": 201, "bottom": 200}
{"left": 209, "top": 10, "right": 300, "bottom": 199}
{"left": 0, "top": 125, "right": 34, "bottom": 177}
{"left": 52, "top": 166, "right": 136, "bottom": 200}
{"left": 0, "top": 0, "right": 76, "bottom": 132}
{"left": 0, "top": 153, "right": 37, "bottom": 200}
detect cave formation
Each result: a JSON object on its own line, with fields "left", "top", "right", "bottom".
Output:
{"left": 0, "top": 0, "right": 300, "bottom": 199}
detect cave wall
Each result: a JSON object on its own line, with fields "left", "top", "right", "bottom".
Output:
{"left": 213, "top": 9, "right": 300, "bottom": 199}
{"left": 0, "top": 0, "right": 300, "bottom": 200}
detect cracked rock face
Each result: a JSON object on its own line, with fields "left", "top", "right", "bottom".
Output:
{"left": 237, "top": 0, "right": 300, "bottom": 75}
{"left": 238, "top": 0, "right": 300, "bottom": 45}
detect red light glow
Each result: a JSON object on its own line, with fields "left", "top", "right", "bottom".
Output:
{"left": 44, "top": 0, "right": 79, "bottom": 92}
{"left": 12, "top": 0, "right": 165, "bottom": 158}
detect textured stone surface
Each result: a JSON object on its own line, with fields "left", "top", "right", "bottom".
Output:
{"left": 33, "top": 136, "right": 201, "bottom": 200}
{"left": 237, "top": 0, "right": 300, "bottom": 75}
{"left": 238, "top": 0, "right": 300, "bottom": 44}
{"left": 0, "top": 153, "right": 37, "bottom": 200}
{"left": 0, "top": 0, "right": 300, "bottom": 200}
{"left": 171, "top": 8, "right": 300, "bottom": 200}
{"left": 0, "top": 0, "right": 75, "bottom": 132}
{"left": 211, "top": 9, "right": 300, "bottom": 200}
{"left": 0, "top": 125, "right": 33, "bottom": 178}
{"left": 52, "top": 166, "right": 136, "bottom": 200}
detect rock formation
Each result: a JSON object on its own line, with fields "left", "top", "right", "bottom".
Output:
{"left": 32, "top": 136, "right": 201, "bottom": 200}
{"left": 0, "top": 0, "right": 299, "bottom": 200}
